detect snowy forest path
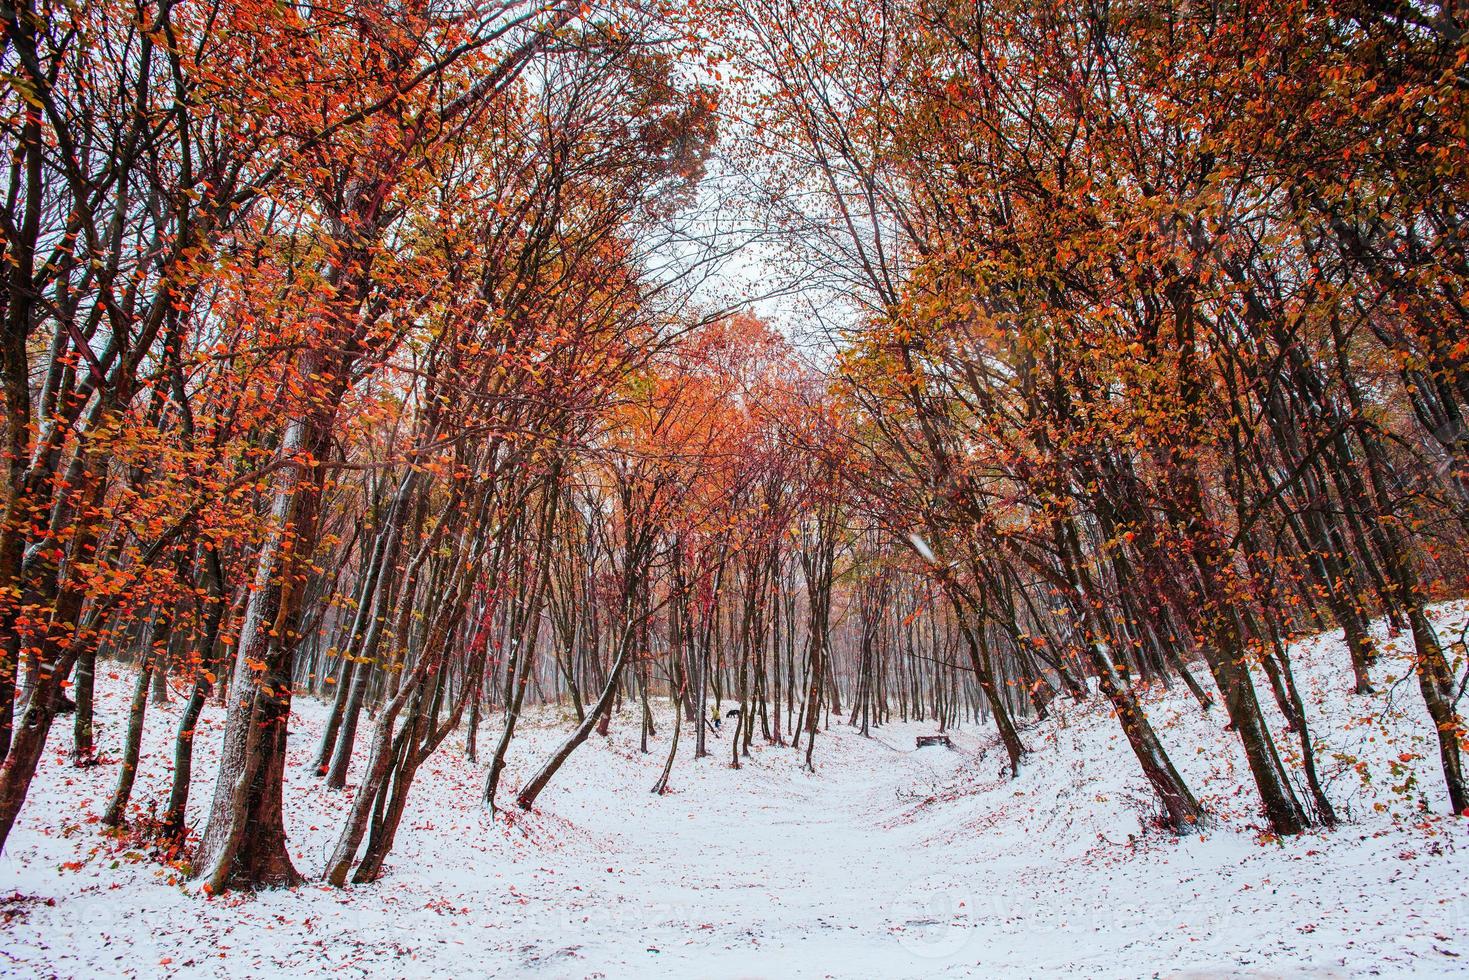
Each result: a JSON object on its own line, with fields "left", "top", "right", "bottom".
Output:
{"left": 513, "top": 721, "right": 982, "bottom": 976}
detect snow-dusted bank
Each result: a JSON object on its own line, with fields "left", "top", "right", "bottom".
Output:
{"left": 1, "top": 606, "right": 1466, "bottom": 978}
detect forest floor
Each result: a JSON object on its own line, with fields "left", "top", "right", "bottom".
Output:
{"left": 2, "top": 606, "right": 1468, "bottom": 978}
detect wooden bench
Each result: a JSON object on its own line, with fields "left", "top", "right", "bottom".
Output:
{"left": 915, "top": 735, "right": 952, "bottom": 749}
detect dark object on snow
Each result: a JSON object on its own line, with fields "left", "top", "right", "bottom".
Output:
{"left": 916, "top": 735, "right": 952, "bottom": 749}
{"left": 725, "top": 708, "right": 741, "bottom": 719}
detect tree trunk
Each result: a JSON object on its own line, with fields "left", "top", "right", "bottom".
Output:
{"left": 102, "top": 612, "right": 172, "bottom": 827}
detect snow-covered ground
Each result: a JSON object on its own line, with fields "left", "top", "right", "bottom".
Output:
{"left": 2, "top": 605, "right": 1468, "bottom": 978}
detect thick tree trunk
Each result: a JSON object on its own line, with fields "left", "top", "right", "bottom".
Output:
{"left": 195, "top": 403, "right": 333, "bottom": 892}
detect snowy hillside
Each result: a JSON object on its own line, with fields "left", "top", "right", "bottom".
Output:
{"left": 1, "top": 605, "right": 1466, "bottom": 978}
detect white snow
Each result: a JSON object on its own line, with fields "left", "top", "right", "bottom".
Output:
{"left": 1, "top": 605, "right": 1467, "bottom": 978}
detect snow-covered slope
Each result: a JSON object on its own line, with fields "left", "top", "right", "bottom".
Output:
{"left": 1, "top": 605, "right": 1466, "bottom": 978}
